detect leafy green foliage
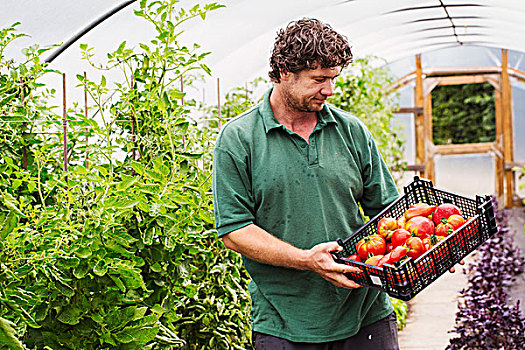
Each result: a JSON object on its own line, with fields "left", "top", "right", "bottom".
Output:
{"left": 391, "top": 298, "right": 407, "bottom": 330}
{"left": 198, "top": 77, "right": 268, "bottom": 130}
{"left": 1, "top": 1, "right": 253, "bottom": 349}
{"left": 219, "top": 78, "right": 267, "bottom": 121}
{"left": 431, "top": 83, "right": 495, "bottom": 145}
{"left": 2, "top": 7, "right": 412, "bottom": 348}
{"left": 328, "top": 57, "right": 406, "bottom": 183}
{"left": 0, "top": 317, "right": 25, "bottom": 350}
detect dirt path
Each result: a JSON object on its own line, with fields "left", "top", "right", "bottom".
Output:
{"left": 397, "top": 256, "right": 470, "bottom": 350}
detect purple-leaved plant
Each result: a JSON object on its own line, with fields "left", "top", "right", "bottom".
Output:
{"left": 447, "top": 199, "right": 525, "bottom": 350}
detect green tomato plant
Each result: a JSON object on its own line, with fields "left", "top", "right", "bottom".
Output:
{"left": 1, "top": 1, "right": 254, "bottom": 349}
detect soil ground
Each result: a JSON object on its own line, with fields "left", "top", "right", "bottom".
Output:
{"left": 398, "top": 207, "right": 525, "bottom": 350}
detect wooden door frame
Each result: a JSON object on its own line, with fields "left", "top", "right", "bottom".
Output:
{"left": 393, "top": 49, "right": 518, "bottom": 207}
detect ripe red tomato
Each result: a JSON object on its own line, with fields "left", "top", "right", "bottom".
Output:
{"left": 346, "top": 254, "right": 361, "bottom": 262}
{"left": 391, "top": 228, "right": 411, "bottom": 247}
{"left": 390, "top": 245, "right": 408, "bottom": 262}
{"left": 422, "top": 234, "right": 445, "bottom": 250}
{"left": 378, "top": 246, "right": 408, "bottom": 267}
{"left": 435, "top": 222, "right": 455, "bottom": 237}
{"left": 406, "top": 236, "right": 426, "bottom": 260}
{"left": 377, "top": 255, "right": 389, "bottom": 267}
{"left": 404, "top": 203, "right": 436, "bottom": 221}
{"left": 405, "top": 216, "right": 435, "bottom": 240}
{"left": 356, "top": 234, "right": 386, "bottom": 260}
{"left": 397, "top": 216, "right": 406, "bottom": 230}
{"left": 433, "top": 203, "right": 462, "bottom": 226}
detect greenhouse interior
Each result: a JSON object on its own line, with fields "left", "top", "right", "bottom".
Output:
{"left": 1, "top": 0, "right": 524, "bottom": 349}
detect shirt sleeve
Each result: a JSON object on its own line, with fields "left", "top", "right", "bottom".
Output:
{"left": 212, "top": 145, "right": 256, "bottom": 237}
{"left": 359, "top": 130, "right": 400, "bottom": 218}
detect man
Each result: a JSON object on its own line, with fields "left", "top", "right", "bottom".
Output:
{"left": 212, "top": 18, "right": 400, "bottom": 349}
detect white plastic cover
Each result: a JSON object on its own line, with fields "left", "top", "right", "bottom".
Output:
{"left": 3, "top": 0, "right": 525, "bottom": 197}
{"left": 4, "top": 0, "right": 525, "bottom": 96}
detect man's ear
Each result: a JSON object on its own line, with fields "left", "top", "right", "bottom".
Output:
{"left": 280, "top": 70, "right": 292, "bottom": 81}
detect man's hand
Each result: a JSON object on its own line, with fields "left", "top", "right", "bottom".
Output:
{"left": 306, "top": 241, "right": 362, "bottom": 289}
{"left": 449, "top": 259, "right": 465, "bottom": 273}
{"left": 223, "top": 226, "right": 362, "bottom": 288}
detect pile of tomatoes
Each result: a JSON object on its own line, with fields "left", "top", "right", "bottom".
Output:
{"left": 347, "top": 203, "right": 469, "bottom": 268}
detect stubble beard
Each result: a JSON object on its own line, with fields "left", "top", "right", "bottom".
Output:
{"left": 281, "top": 86, "right": 322, "bottom": 113}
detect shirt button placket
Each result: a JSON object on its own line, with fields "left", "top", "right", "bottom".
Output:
{"left": 308, "top": 138, "right": 318, "bottom": 166}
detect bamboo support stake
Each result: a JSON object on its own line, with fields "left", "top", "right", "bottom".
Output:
{"left": 20, "top": 77, "right": 27, "bottom": 170}
{"left": 217, "top": 77, "right": 222, "bottom": 129}
{"left": 130, "top": 75, "right": 137, "bottom": 176}
{"left": 202, "top": 87, "right": 206, "bottom": 119}
{"left": 180, "top": 76, "right": 184, "bottom": 106}
{"left": 84, "top": 72, "right": 89, "bottom": 169}
{"left": 62, "top": 73, "right": 69, "bottom": 190}
{"left": 181, "top": 75, "right": 186, "bottom": 152}
{"left": 424, "top": 92, "right": 434, "bottom": 183}
{"left": 501, "top": 49, "right": 515, "bottom": 207}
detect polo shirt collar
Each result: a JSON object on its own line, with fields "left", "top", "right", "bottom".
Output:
{"left": 259, "top": 87, "right": 338, "bottom": 134}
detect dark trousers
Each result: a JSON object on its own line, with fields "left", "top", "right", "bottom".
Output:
{"left": 252, "top": 311, "right": 399, "bottom": 350}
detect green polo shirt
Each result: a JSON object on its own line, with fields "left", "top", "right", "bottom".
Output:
{"left": 212, "top": 87, "right": 399, "bottom": 343}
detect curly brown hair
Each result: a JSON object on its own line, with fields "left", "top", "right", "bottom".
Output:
{"left": 268, "top": 18, "right": 353, "bottom": 83}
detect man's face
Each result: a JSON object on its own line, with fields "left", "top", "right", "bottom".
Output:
{"left": 280, "top": 66, "right": 341, "bottom": 113}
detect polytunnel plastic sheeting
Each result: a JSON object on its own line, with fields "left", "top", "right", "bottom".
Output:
{"left": 512, "top": 84, "right": 525, "bottom": 163}
{"left": 434, "top": 154, "right": 496, "bottom": 197}
{"left": 386, "top": 45, "right": 525, "bottom": 79}
{"left": 3, "top": 0, "right": 525, "bottom": 198}
{"left": 177, "top": 0, "right": 525, "bottom": 102}
{"left": 2, "top": 0, "right": 123, "bottom": 59}
{"left": 5, "top": 0, "right": 525, "bottom": 102}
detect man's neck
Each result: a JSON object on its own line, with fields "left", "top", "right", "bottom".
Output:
{"left": 269, "top": 86, "right": 318, "bottom": 142}
{"left": 269, "top": 86, "right": 317, "bottom": 128}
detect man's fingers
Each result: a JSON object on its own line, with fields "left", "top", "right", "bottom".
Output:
{"left": 321, "top": 241, "right": 343, "bottom": 253}
{"left": 340, "top": 265, "right": 362, "bottom": 274}
{"left": 329, "top": 258, "right": 361, "bottom": 274}
{"left": 336, "top": 274, "right": 362, "bottom": 289}
{"left": 312, "top": 241, "right": 362, "bottom": 288}
{"left": 450, "top": 260, "right": 466, "bottom": 273}
{"left": 324, "top": 272, "right": 362, "bottom": 289}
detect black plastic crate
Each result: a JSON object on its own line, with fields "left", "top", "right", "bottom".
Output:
{"left": 332, "top": 176, "right": 498, "bottom": 301}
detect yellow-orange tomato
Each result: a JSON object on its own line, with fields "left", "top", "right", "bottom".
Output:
{"left": 447, "top": 214, "right": 466, "bottom": 230}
